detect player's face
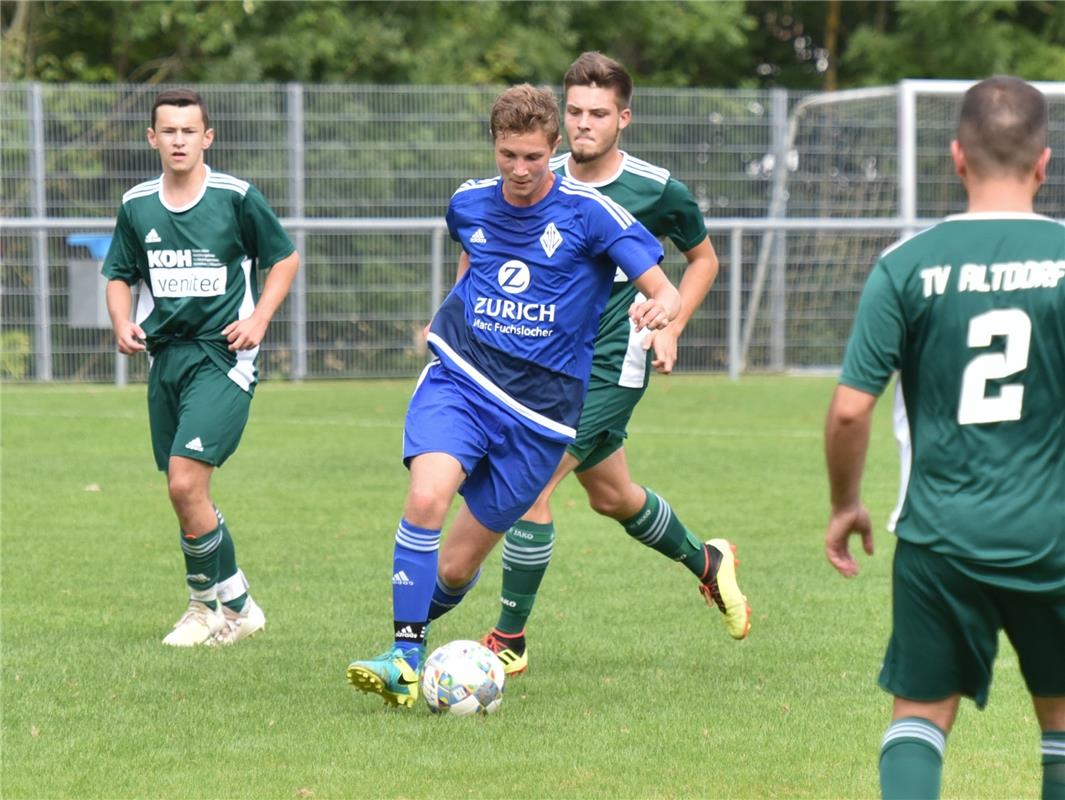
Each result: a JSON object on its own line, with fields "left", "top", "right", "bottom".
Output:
{"left": 494, "top": 128, "right": 561, "bottom": 206}
{"left": 565, "top": 85, "right": 631, "bottom": 164}
{"left": 147, "top": 104, "right": 214, "bottom": 176}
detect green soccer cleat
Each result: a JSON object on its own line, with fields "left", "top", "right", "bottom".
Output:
{"left": 481, "top": 629, "right": 528, "bottom": 676}
{"left": 699, "top": 539, "right": 752, "bottom": 640}
{"left": 346, "top": 646, "right": 424, "bottom": 708}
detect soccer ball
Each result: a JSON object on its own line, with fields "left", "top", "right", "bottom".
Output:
{"left": 421, "top": 639, "right": 505, "bottom": 716}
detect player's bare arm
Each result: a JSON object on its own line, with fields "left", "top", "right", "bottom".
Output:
{"left": 646, "top": 237, "right": 719, "bottom": 374}
{"left": 105, "top": 279, "right": 147, "bottom": 354}
{"left": 630, "top": 266, "right": 680, "bottom": 332}
{"left": 824, "top": 384, "right": 878, "bottom": 577}
{"left": 223, "top": 251, "right": 300, "bottom": 351}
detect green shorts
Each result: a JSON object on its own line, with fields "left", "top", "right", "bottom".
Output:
{"left": 568, "top": 377, "right": 647, "bottom": 472}
{"left": 147, "top": 344, "right": 252, "bottom": 472}
{"left": 879, "top": 539, "right": 1065, "bottom": 708}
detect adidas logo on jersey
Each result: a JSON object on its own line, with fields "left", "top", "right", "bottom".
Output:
{"left": 470, "top": 228, "right": 487, "bottom": 245}
{"left": 540, "top": 223, "right": 562, "bottom": 257}
{"left": 144, "top": 228, "right": 162, "bottom": 244}
{"left": 392, "top": 570, "right": 414, "bottom": 586}
{"left": 184, "top": 437, "right": 205, "bottom": 452}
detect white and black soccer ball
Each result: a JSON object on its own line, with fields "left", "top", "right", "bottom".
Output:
{"left": 421, "top": 639, "right": 505, "bottom": 716}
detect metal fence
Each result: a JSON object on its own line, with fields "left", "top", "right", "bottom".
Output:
{"left": 2, "top": 81, "right": 1063, "bottom": 383}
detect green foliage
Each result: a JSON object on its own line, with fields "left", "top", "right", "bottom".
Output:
{"left": 5, "top": 1, "right": 1059, "bottom": 88}
{"left": 0, "top": 330, "right": 31, "bottom": 378}
{"left": 846, "top": 1, "right": 1065, "bottom": 84}
{"left": 0, "top": 377, "right": 1042, "bottom": 798}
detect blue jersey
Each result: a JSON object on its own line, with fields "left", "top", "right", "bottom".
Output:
{"left": 432, "top": 174, "right": 663, "bottom": 441}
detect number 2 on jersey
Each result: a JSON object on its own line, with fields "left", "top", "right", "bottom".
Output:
{"left": 957, "top": 308, "right": 1032, "bottom": 425}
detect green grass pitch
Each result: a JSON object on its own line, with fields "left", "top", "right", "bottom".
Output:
{"left": 1, "top": 375, "right": 1038, "bottom": 798}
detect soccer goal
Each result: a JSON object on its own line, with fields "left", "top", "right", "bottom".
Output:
{"left": 736, "top": 79, "right": 1065, "bottom": 375}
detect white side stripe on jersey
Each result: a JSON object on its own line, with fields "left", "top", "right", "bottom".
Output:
{"left": 123, "top": 178, "right": 162, "bottom": 205}
{"left": 452, "top": 177, "right": 499, "bottom": 196}
{"left": 207, "top": 172, "right": 250, "bottom": 196}
{"left": 623, "top": 156, "right": 670, "bottom": 184}
{"left": 559, "top": 182, "right": 635, "bottom": 229}
{"left": 426, "top": 332, "right": 577, "bottom": 440}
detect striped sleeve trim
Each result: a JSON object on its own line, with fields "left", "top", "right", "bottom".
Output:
{"left": 559, "top": 179, "right": 635, "bottom": 229}
{"left": 207, "top": 172, "right": 250, "bottom": 196}
{"left": 452, "top": 177, "right": 498, "bottom": 196}
{"left": 623, "top": 155, "right": 670, "bottom": 184}
{"left": 882, "top": 720, "right": 946, "bottom": 756}
{"left": 122, "top": 177, "right": 161, "bottom": 204}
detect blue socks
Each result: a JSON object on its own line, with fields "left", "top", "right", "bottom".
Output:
{"left": 391, "top": 519, "right": 440, "bottom": 669}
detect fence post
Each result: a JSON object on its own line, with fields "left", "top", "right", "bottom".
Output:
{"left": 287, "top": 83, "right": 307, "bottom": 381}
{"left": 29, "top": 82, "right": 52, "bottom": 381}
{"left": 430, "top": 225, "right": 444, "bottom": 319}
{"left": 769, "top": 88, "right": 788, "bottom": 372}
{"left": 728, "top": 227, "right": 742, "bottom": 381}
{"left": 897, "top": 80, "right": 917, "bottom": 236}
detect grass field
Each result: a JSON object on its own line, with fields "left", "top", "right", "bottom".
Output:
{"left": 1, "top": 375, "right": 1039, "bottom": 799}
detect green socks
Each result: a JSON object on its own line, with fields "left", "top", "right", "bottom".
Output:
{"left": 880, "top": 717, "right": 945, "bottom": 799}
{"left": 1044, "top": 731, "right": 1065, "bottom": 800}
{"left": 495, "top": 520, "right": 555, "bottom": 636}
{"left": 620, "top": 488, "right": 707, "bottom": 578}
{"left": 213, "top": 508, "right": 248, "bottom": 613}
{"left": 179, "top": 524, "right": 222, "bottom": 609}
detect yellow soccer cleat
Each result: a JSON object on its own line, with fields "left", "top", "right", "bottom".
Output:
{"left": 699, "top": 539, "right": 752, "bottom": 640}
{"left": 481, "top": 629, "right": 529, "bottom": 676}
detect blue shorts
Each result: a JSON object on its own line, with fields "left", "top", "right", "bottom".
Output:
{"left": 403, "top": 362, "right": 567, "bottom": 532}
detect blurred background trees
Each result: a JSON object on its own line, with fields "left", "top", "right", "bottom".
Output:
{"left": 3, "top": 0, "right": 1063, "bottom": 88}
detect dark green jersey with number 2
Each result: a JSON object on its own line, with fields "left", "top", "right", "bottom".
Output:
{"left": 841, "top": 213, "right": 1065, "bottom": 592}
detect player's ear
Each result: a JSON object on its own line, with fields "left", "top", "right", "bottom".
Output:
{"left": 551, "top": 135, "right": 562, "bottom": 153}
{"left": 147, "top": 127, "right": 158, "bottom": 149}
{"left": 203, "top": 127, "right": 215, "bottom": 150}
{"left": 950, "top": 140, "right": 966, "bottom": 179}
{"left": 618, "top": 107, "right": 632, "bottom": 131}
{"left": 1034, "top": 146, "right": 1050, "bottom": 183}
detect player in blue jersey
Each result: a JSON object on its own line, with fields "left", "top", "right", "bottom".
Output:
{"left": 347, "top": 84, "right": 680, "bottom": 708}
{"left": 825, "top": 77, "right": 1065, "bottom": 799}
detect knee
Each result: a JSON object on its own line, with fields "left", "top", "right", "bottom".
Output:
{"left": 167, "top": 471, "right": 198, "bottom": 506}
{"left": 587, "top": 487, "right": 629, "bottom": 519}
{"left": 437, "top": 551, "right": 476, "bottom": 588}
{"left": 404, "top": 486, "right": 450, "bottom": 528}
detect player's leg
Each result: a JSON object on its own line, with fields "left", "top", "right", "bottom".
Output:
{"left": 348, "top": 364, "right": 480, "bottom": 707}
{"left": 1034, "top": 697, "right": 1065, "bottom": 800}
{"left": 482, "top": 452, "right": 580, "bottom": 672}
{"left": 576, "top": 446, "right": 751, "bottom": 639}
{"left": 169, "top": 360, "right": 264, "bottom": 646}
{"left": 348, "top": 451, "right": 467, "bottom": 707}
{"left": 878, "top": 540, "right": 1001, "bottom": 799}
{"left": 880, "top": 696, "right": 958, "bottom": 800}
{"left": 1000, "top": 588, "right": 1065, "bottom": 800}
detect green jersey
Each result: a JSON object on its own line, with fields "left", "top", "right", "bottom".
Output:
{"left": 841, "top": 213, "right": 1065, "bottom": 592}
{"left": 102, "top": 166, "right": 295, "bottom": 393}
{"left": 551, "top": 152, "right": 708, "bottom": 387}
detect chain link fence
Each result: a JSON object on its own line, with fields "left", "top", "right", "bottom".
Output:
{"left": 2, "top": 81, "right": 1063, "bottom": 382}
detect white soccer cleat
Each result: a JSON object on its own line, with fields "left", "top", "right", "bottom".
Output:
{"left": 162, "top": 599, "right": 225, "bottom": 647}
{"left": 207, "top": 596, "right": 266, "bottom": 646}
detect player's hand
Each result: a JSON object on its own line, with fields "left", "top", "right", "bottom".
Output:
{"left": 824, "top": 503, "right": 874, "bottom": 577}
{"left": 222, "top": 314, "right": 270, "bottom": 351}
{"left": 628, "top": 298, "right": 671, "bottom": 332}
{"left": 113, "top": 319, "right": 147, "bottom": 355}
{"left": 645, "top": 325, "right": 678, "bottom": 374}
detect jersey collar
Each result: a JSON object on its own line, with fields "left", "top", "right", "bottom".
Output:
{"left": 943, "top": 211, "right": 1056, "bottom": 222}
{"left": 158, "top": 164, "right": 212, "bottom": 214}
{"left": 562, "top": 151, "right": 628, "bottom": 188}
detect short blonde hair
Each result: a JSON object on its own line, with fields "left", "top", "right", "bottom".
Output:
{"left": 489, "top": 84, "right": 560, "bottom": 143}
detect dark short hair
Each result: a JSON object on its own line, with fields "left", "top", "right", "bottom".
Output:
{"left": 958, "top": 76, "right": 1047, "bottom": 179}
{"left": 563, "top": 51, "right": 633, "bottom": 109}
{"left": 151, "top": 89, "right": 210, "bottom": 129}
{"left": 489, "top": 84, "right": 560, "bottom": 143}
